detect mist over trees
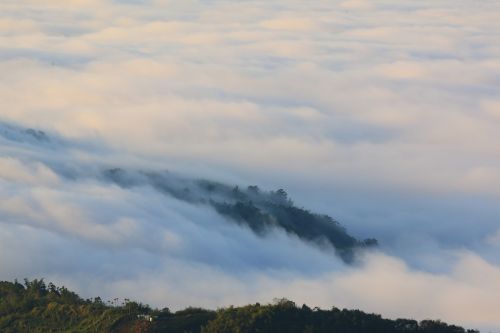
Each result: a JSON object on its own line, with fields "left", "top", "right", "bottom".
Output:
{"left": 3, "top": 122, "right": 375, "bottom": 263}
{"left": 3, "top": 123, "right": 490, "bottom": 332}
{"left": 104, "top": 168, "right": 377, "bottom": 262}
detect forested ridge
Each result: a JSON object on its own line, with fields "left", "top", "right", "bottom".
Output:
{"left": 104, "top": 168, "right": 377, "bottom": 262}
{"left": 0, "top": 279, "right": 479, "bottom": 333}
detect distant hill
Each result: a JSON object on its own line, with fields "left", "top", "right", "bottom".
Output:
{"left": 0, "top": 279, "right": 479, "bottom": 333}
{"left": 104, "top": 168, "right": 377, "bottom": 262}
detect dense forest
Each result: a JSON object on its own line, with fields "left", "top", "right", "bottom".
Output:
{"left": 0, "top": 279, "right": 479, "bottom": 333}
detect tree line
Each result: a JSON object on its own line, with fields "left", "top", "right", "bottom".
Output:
{"left": 0, "top": 280, "right": 479, "bottom": 333}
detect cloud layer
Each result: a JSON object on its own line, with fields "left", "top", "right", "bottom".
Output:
{"left": 1, "top": 0, "right": 500, "bottom": 331}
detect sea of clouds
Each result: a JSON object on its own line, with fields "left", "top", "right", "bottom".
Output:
{"left": 1, "top": 0, "right": 500, "bottom": 331}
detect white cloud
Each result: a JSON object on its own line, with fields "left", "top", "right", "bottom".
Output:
{"left": 0, "top": 0, "right": 499, "bottom": 331}
{"left": 0, "top": 157, "right": 60, "bottom": 185}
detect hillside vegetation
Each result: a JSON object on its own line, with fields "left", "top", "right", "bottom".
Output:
{"left": 0, "top": 279, "right": 479, "bottom": 333}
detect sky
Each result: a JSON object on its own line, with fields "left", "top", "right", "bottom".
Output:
{"left": 1, "top": 0, "right": 500, "bottom": 331}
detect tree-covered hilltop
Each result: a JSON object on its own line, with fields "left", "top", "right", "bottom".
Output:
{"left": 0, "top": 279, "right": 153, "bottom": 332}
{"left": 0, "top": 280, "right": 479, "bottom": 333}
{"left": 201, "top": 299, "right": 478, "bottom": 333}
{"left": 104, "top": 168, "right": 377, "bottom": 262}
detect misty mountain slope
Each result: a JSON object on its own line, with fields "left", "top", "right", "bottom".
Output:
{"left": 102, "top": 168, "right": 377, "bottom": 262}
{"left": 0, "top": 121, "right": 375, "bottom": 262}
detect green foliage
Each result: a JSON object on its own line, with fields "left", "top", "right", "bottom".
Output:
{"left": 150, "top": 308, "right": 216, "bottom": 333}
{"left": 0, "top": 279, "right": 149, "bottom": 332}
{"left": 202, "top": 301, "right": 477, "bottom": 333}
{"left": 211, "top": 187, "right": 363, "bottom": 262}
{"left": 0, "top": 280, "right": 478, "bottom": 333}
{"left": 212, "top": 200, "right": 271, "bottom": 234}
